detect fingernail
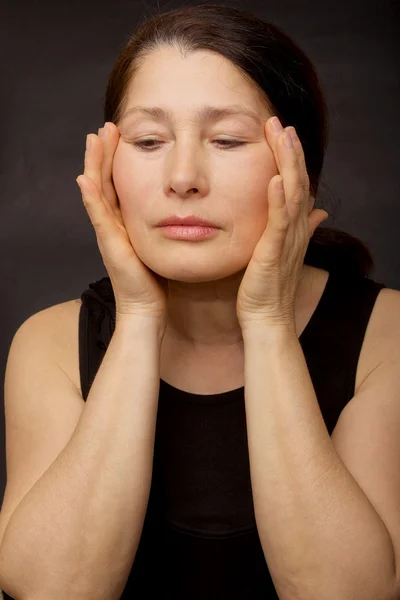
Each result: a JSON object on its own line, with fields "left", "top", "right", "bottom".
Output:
{"left": 86, "top": 135, "right": 92, "bottom": 150}
{"left": 99, "top": 127, "right": 104, "bottom": 138}
{"left": 77, "top": 176, "right": 89, "bottom": 193}
{"left": 284, "top": 131, "right": 294, "bottom": 148}
{"left": 103, "top": 122, "right": 109, "bottom": 137}
{"left": 270, "top": 117, "right": 283, "bottom": 133}
{"left": 289, "top": 128, "right": 298, "bottom": 143}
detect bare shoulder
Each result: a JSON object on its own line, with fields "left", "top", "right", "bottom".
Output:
{"left": 359, "top": 285, "right": 400, "bottom": 389}
{"left": 330, "top": 286, "right": 400, "bottom": 594}
{"left": 25, "top": 298, "right": 83, "bottom": 396}
{"left": 367, "top": 286, "right": 400, "bottom": 354}
{"left": 309, "top": 269, "right": 400, "bottom": 392}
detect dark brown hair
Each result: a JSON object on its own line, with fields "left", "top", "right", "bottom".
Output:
{"left": 103, "top": 3, "right": 374, "bottom": 278}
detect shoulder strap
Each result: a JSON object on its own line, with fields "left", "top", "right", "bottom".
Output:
{"left": 79, "top": 277, "right": 116, "bottom": 401}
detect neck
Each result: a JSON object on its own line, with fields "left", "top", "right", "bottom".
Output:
{"left": 163, "top": 265, "right": 315, "bottom": 350}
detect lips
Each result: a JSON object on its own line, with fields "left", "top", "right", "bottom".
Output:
{"left": 157, "top": 215, "right": 218, "bottom": 227}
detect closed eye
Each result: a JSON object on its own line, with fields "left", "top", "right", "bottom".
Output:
{"left": 132, "top": 139, "right": 247, "bottom": 151}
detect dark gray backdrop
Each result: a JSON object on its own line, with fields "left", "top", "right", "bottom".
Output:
{"left": 1, "top": 0, "right": 399, "bottom": 504}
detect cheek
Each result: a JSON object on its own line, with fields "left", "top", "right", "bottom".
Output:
{"left": 112, "top": 145, "right": 150, "bottom": 213}
{"left": 238, "top": 147, "right": 277, "bottom": 191}
{"left": 226, "top": 194, "right": 269, "bottom": 258}
{"left": 235, "top": 163, "right": 273, "bottom": 222}
{"left": 231, "top": 165, "right": 273, "bottom": 247}
{"left": 111, "top": 144, "right": 130, "bottom": 197}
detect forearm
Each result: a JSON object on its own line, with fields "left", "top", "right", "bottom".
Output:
{"left": 242, "top": 327, "right": 396, "bottom": 600}
{"left": 0, "top": 318, "right": 162, "bottom": 600}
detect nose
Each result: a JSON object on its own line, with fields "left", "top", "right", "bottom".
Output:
{"left": 167, "top": 141, "right": 205, "bottom": 197}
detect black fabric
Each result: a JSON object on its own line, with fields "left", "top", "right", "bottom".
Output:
{"left": 74, "top": 269, "right": 387, "bottom": 599}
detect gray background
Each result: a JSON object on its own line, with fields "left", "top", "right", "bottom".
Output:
{"left": 1, "top": 0, "right": 399, "bottom": 506}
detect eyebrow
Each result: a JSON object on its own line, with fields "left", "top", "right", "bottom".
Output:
{"left": 121, "top": 104, "right": 263, "bottom": 126}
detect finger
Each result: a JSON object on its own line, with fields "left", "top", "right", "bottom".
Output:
{"left": 76, "top": 175, "right": 114, "bottom": 235}
{"left": 286, "top": 126, "right": 310, "bottom": 201}
{"left": 76, "top": 174, "right": 133, "bottom": 271}
{"left": 265, "top": 119, "right": 302, "bottom": 212}
{"left": 84, "top": 134, "right": 104, "bottom": 195}
{"left": 265, "top": 117, "right": 282, "bottom": 172}
{"left": 276, "top": 129, "right": 303, "bottom": 216}
{"left": 272, "top": 176, "right": 290, "bottom": 230}
{"left": 98, "top": 122, "right": 121, "bottom": 215}
{"left": 308, "top": 209, "right": 329, "bottom": 238}
{"left": 263, "top": 175, "right": 289, "bottom": 257}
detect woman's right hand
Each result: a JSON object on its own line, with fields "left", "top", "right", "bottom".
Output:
{"left": 76, "top": 122, "right": 169, "bottom": 332}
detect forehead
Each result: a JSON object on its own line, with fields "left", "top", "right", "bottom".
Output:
{"left": 120, "top": 47, "right": 270, "bottom": 123}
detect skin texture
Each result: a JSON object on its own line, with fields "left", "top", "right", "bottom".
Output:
{"left": 112, "top": 46, "right": 316, "bottom": 351}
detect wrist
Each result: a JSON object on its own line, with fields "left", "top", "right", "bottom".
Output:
{"left": 115, "top": 313, "right": 166, "bottom": 343}
{"left": 241, "top": 321, "right": 297, "bottom": 345}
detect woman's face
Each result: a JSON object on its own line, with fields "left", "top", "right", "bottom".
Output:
{"left": 112, "top": 46, "right": 279, "bottom": 283}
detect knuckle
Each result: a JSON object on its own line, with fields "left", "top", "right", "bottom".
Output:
{"left": 292, "top": 191, "right": 304, "bottom": 204}
{"left": 302, "top": 179, "right": 310, "bottom": 194}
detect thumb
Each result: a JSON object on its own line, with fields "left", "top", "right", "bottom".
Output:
{"left": 309, "top": 210, "right": 329, "bottom": 237}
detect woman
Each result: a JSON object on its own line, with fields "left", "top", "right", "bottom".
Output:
{"left": 1, "top": 5, "right": 399, "bottom": 600}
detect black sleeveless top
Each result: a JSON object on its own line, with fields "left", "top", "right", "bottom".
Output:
{"left": 74, "top": 270, "right": 386, "bottom": 599}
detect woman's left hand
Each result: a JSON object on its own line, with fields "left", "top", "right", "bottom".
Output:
{"left": 236, "top": 117, "right": 329, "bottom": 333}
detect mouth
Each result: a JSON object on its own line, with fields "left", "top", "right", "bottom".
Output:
{"left": 158, "top": 223, "right": 219, "bottom": 240}
{"left": 157, "top": 215, "right": 218, "bottom": 228}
